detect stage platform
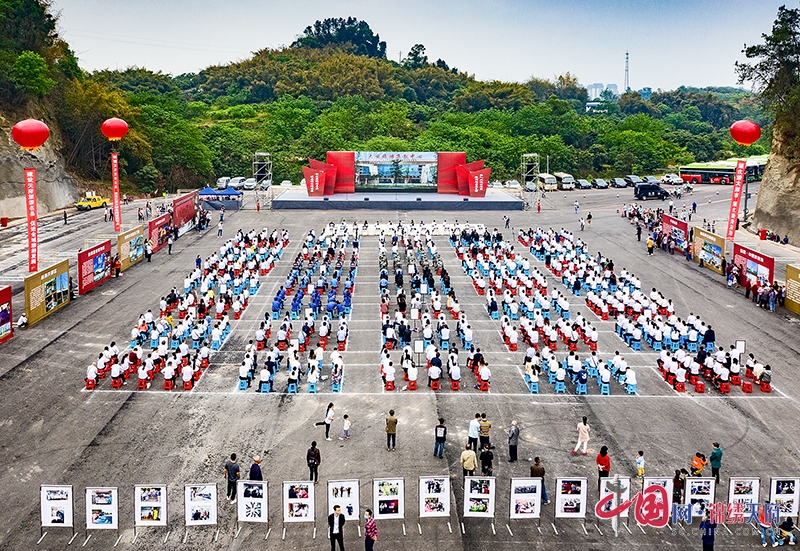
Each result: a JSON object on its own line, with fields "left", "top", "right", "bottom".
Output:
{"left": 271, "top": 188, "right": 524, "bottom": 211}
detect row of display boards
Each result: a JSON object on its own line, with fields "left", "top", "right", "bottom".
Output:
{"left": 40, "top": 475, "right": 800, "bottom": 532}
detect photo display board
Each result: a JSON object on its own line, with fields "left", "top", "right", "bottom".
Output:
{"left": 238, "top": 480, "right": 268, "bottom": 524}
{"left": 77, "top": 240, "right": 112, "bottom": 295}
{"left": 148, "top": 213, "right": 171, "bottom": 253}
{"left": 85, "top": 487, "right": 118, "bottom": 529}
{"left": 733, "top": 243, "right": 775, "bottom": 287}
{"left": 770, "top": 477, "right": 800, "bottom": 517}
{"left": 661, "top": 213, "right": 689, "bottom": 253}
{"left": 117, "top": 226, "right": 145, "bottom": 272}
{"left": 135, "top": 485, "right": 167, "bottom": 527}
{"left": 785, "top": 265, "right": 800, "bottom": 316}
{"left": 554, "top": 477, "right": 587, "bottom": 519}
{"left": 509, "top": 478, "right": 542, "bottom": 519}
{"left": 41, "top": 485, "right": 74, "bottom": 528}
{"left": 693, "top": 228, "right": 725, "bottom": 274}
{"left": 25, "top": 260, "right": 70, "bottom": 327}
{"left": 598, "top": 477, "right": 631, "bottom": 518}
{"left": 728, "top": 477, "right": 760, "bottom": 515}
{"left": 419, "top": 476, "right": 450, "bottom": 518}
{"left": 463, "top": 477, "right": 496, "bottom": 518}
{"left": 327, "top": 479, "right": 360, "bottom": 521}
{"left": 643, "top": 477, "right": 674, "bottom": 516}
{"left": 172, "top": 191, "right": 198, "bottom": 236}
{"left": 0, "top": 285, "right": 12, "bottom": 345}
{"left": 184, "top": 484, "right": 217, "bottom": 526}
{"left": 685, "top": 477, "right": 716, "bottom": 519}
{"left": 283, "top": 481, "right": 315, "bottom": 523}
{"left": 373, "top": 478, "right": 405, "bottom": 520}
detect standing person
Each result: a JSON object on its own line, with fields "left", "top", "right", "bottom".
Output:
{"left": 249, "top": 455, "right": 263, "bottom": 480}
{"left": 505, "top": 216, "right": 510, "bottom": 229}
{"left": 478, "top": 413, "right": 492, "bottom": 450}
{"left": 636, "top": 223, "right": 642, "bottom": 242}
{"left": 434, "top": 418, "right": 447, "bottom": 459}
{"left": 646, "top": 236, "right": 654, "bottom": 256}
{"left": 307, "top": 441, "right": 321, "bottom": 483}
{"left": 479, "top": 443, "right": 494, "bottom": 476}
{"left": 530, "top": 457, "right": 550, "bottom": 504}
{"left": 636, "top": 451, "right": 645, "bottom": 479}
{"left": 217, "top": 221, "right": 224, "bottom": 238}
{"left": 339, "top": 414, "right": 351, "bottom": 441}
{"left": 223, "top": 453, "right": 241, "bottom": 503}
{"left": 385, "top": 410, "right": 397, "bottom": 451}
{"left": 468, "top": 413, "right": 480, "bottom": 452}
{"left": 63, "top": 210, "right": 67, "bottom": 225}
{"left": 572, "top": 416, "right": 590, "bottom": 455}
{"left": 167, "top": 235, "right": 174, "bottom": 255}
{"left": 328, "top": 504, "right": 346, "bottom": 551}
{"left": 579, "top": 218, "right": 585, "bottom": 231}
{"left": 596, "top": 445, "right": 610, "bottom": 491}
{"left": 700, "top": 508, "right": 716, "bottom": 551}
{"left": 506, "top": 420, "right": 519, "bottom": 463}
{"left": 315, "top": 402, "right": 335, "bottom": 441}
{"left": 586, "top": 212, "right": 592, "bottom": 226}
{"left": 364, "top": 508, "right": 378, "bottom": 551}
{"left": 673, "top": 469, "right": 688, "bottom": 504}
{"left": 145, "top": 240, "right": 153, "bottom": 262}
{"left": 460, "top": 443, "right": 477, "bottom": 476}
{"left": 709, "top": 443, "right": 722, "bottom": 484}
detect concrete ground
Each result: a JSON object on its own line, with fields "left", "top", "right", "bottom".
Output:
{"left": 1, "top": 185, "right": 799, "bottom": 550}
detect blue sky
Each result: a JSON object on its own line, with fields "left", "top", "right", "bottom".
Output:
{"left": 53, "top": 0, "right": 785, "bottom": 91}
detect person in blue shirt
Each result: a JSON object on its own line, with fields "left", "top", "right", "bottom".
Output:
{"left": 700, "top": 510, "right": 716, "bottom": 551}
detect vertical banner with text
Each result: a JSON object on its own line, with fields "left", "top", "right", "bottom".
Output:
{"left": 726, "top": 159, "right": 746, "bottom": 240}
{"left": 111, "top": 152, "right": 121, "bottom": 232}
{"left": 24, "top": 168, "right": 38, "bottom": 272}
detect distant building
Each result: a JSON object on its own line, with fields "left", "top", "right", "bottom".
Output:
{"left": 605, "top": 84, "right": 619, "bottom": 96}
{"left": 638, "top": 87, "right": 652, "bottom": 100}
{"left": 586, "top": 83, "right": 604, "bottom": 101}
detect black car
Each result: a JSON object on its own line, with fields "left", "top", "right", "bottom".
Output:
{"left": 642, "top": 176, "right": 660, "bottom": 185}
{"left": 634, "top": 183, "right": 669, "bottom": 200}
{"left": 610, "top": 177, "right": 628, "bottom": 188}
{"left": 576, "top": 178, "right": 592, "bottom": 189}
{"left": 591, "top": 178, "right": 609, "bottom": 189}
{"left": 624, "top": 175, "right": 643, "bottom": 186}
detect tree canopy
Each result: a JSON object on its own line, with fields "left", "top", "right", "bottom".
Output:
{"left": 291, "top": 17, "right": 387, "bottom": 58}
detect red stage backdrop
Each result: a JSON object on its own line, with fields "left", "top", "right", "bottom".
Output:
{"left": 325, "top": 151, "right": 355, "bottom": 194}
{"left": 78, "top": 239, "right": 112, "bottom": 295}
{"left": 661, "top": 213, "right": 689, "bottom": 253}
{"left": 302, "top": 167, "right": 326, "bottom": 196}
{"left": 733, "top": 243, "right": 775, "bottom": 286}
{"left": 111, "top": 152, "right": 122, "bottom": 232}
{"left": 148, "top": 213, "right": 171, "bottom": 252}
{"left": 456, "top": 161, "right": 485, "bottom": 196}
{"left": 24, "top": 168, "right": 38, "bottom": 272}
{"left": 0, "top": 285, "right": 12, "bottom": 345}
{"left": 468, "top": 167, "right": 492, "bottom": 198}
{"left": 310, "top": 158, "right": 339, "bottom": 196}
{"left": 437, "top": 152, "right": 467, "bottom": 194}
{"left": 172, "top": 191, "right": 198, "bottom": 236}
{"left": 726, "top": 159, "right": 747, "bottom": 240}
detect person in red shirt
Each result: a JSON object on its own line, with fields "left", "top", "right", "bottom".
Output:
{"left": 364, "top": 508, "right": 378, "bottom": 551}
{"left": 596, "top": 445, "right": 611, "bottom": 491}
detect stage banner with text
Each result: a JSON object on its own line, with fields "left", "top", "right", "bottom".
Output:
{"left": 309, "top": 159, "right": 338, "bottom": 196}
{"left": 468, "top": 168, "right": 492, "bottom": 198}
{"left": 302, "top": 167, "right": 325, "bottom": 197}
{"left": 726, "top": 159, "right": 747, "bottom": 241}
{"left": 25, "top": 167, "right": 39, "bottom": 272}
{"left": 456, "top": 161, "right": 485, "bottom": 196}
{"left": 117, "top": 226, "right": 145, "bottom": 272}
{"left": 786, "top": 265, "right": 800, "bottom": 316}
{"left": 78, "top": 240, "right": 112, "bottom": 295}
{"left": 692, "top": 228, "right": 726, "bottom": 274}
{"left": 0, "top": 285, "right": 12, "bottom": 345}
{"left": 172, "top": 191, "right": 198, "bottom": 236}
{"left": 733, "top": 243, "right": 775, "bottom": 286}
{"left": 111, "top": 152, "right": 122, "bottom": 232}
{"left": 24, "top": 260, "right": 70, "bottom": 327}
{"left": 148, "top": 213, "right": 171, "bottom": 253}
{"left": 661, "top": 213, "right": 689, "bottom": 253}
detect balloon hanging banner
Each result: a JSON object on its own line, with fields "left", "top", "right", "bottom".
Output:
{"left": 111, "top": 152, "right": 121, "bottom": 233}
{"left": 24, "top": 168, "right": 38, "bottom": 272}
{"left": 726, "top": 160, "right": 747, "bottom": 241}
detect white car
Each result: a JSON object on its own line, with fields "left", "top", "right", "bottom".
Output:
{"left": 489, "top": 180, "right": 504, "bottom": 188}
{"left": 216, "top": 177, "right": 230, "bottom": 189}
{"left": 279, "top": 180, "right": 293, "bottom": 187}
{"left": 661, "top": 173, "right": 684, "bottom": 185}
{"left": 504, "top": 180, "right": 521, "bottom": 189}
{"left": 229, "top": 177, "right": 246, "bottom": 189}
{"left": 243, "top": 178, "right": 257, "bottom": 190}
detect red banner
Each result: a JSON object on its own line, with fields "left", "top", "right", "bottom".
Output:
{"left": 468, "top": 167, "right": 492, "bottom": 197}
{"left": 148, "top": 212, "right": 171, "bottom": 252}
{"left": 726, "top": 159, "right": 746, "bottom": 241}
{"left": 172, "top": 191, "right": 198, "bottom": 235}
{"left": 111, "top": 152, "right": 121, "bottom": 232}
{"left": 325, "top": 151, "right": 355, "bottom": 194}
{"left": 0, "top": 285, "right": 12, "bottom": 345}
{"left": 24, "top": 168, "right": 38, "bottom": 272}
{"left": 310, "top": 159, "right": 338, "bottom": 196}
{"left": 457, "top": 161, "right": 485, "bottom": 196}
{"left": 733, "top": 243, "right": 775, "bottom": 286}
{"left": 660, "top": 213, "right": 689, "bottom": 253}
{"left": 302, "top": 167, "right": 326, "bottom": 196}
{"left": 77, "top": 239, "right": 112, "bottom": 295}
{"left": 437, "top": 152, "right": 467, "bottom": 194}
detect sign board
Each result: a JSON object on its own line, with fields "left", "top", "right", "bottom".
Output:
{"left": 598, "top": 476, "right": 631, "bottom": 518}
{"left": 134, "top": 485, "right": 167, "bottom": 527}
{"left": 238, "top": 481, "right": 269, "bottom": 524}
{"left": 283, "top": 481, "right": 315, "bottom": 522}
{"left": 728, "top": 477, "right": 760, "bottom": 515}
{"left": 554, "top": 477, "right": 587, "bottom": 519}
{"left": 463, "top": 477, "right": 496, "bottom": 518}
{"left": 0, "top": 285, "right": 12, "bottom": 345}
{"left": 643, "top": 477, "right": 674, "bottom": 517}
{"left": 661, "top": 213, "right": 689, "bottom": 253}
{"left": 419, "top": 476, "right": 450, "bottom": 518}
{"left": 733, "top": 243, "right": 775, "bottom": 286}
{"left": 784, "top": 265, "right": 800, "bottom": 315}
{"left": 41, "top": 485, "right": 73, "bottom": 528}
{"left": 172, "top": 191, "right": 198, "bottom": 236}
{"left": 117, "top": 226, "right": 145, "bottom": 272}
{"left": 148, "top": 213, "right": 171, "bottom": 253}
{"left": 24, "top": 260, "right": 70, "bottom": 327}
{"left": 328, "top": 479, "right": 360, "bottom": 521}
{"left": 77, "top": 240, "right": 112, "bottom": 295}
{"left": 373, "top": 478, "right": 405, "bottom": 520}
{"left": 86, "top": 487, "right": 118, "bottom": 529}
{"left": 684, "top": 477, "right": 716, "bottom": 519}
{"left": 184, "top": 484, "right": 218, "bottom": 526}
{"left": 693, "top": 228, "right": 726, "bottom": 274}
{"left": 509, "top": 478, "right": 542, "bottom": 519}
{"left": 770, "top": 477, "right": 800, "bottom": 517}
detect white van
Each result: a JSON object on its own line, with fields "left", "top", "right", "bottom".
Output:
{"left": 216, "top": 177, "right": 230, "bottom": 189}
{"left": 229, "top": 177, "right": 246, "bottom": 190}
{"left": 554, "top": 172, "right": 575, "bottom": 190}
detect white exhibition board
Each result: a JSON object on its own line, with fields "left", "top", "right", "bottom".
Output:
{"left": 554, "top": 477, "right": 587, "bottom": 519}
{"left": 85, "top": 487, "right": 118, "bottom": 529}
{"left": 41, "top": 485, "right": 74, "bottom": 528}
{"left": 684, "top": 477, "right": 716, "bottom": 518}
{"left": 373, "top": 478, "right": 405, "bottom": 520}
{"left": 463, "top": 477, "right": 496, "bottom": 518}
{"left": 328, "top": 479, "right": 360, "bottom": 521}
{"left": 770, "top": 477, "right": 800, "bottom": 516}
{"left": 643, "top": 477, "right": 674, "bottom": 516}
{"left": 509, "top": 478, "right": 542, "bottom": 519}
{"left": 135, "top": 485, "right": 167, "bottom": 527}
{"left": 598, "top": 477, "right": 631, "bottom": 518}
{"left": 283, "top": 481, "right": 315, "bottom": 522}
{"left": 184, "top": 484, "right": 218, "bottom": 526}
{"left": 419, "top": 476, "right": 450, "bottom": 518}
{"left": 728, "top": 477, "right": 760, "bottom": 515}
{"left": 238, "top": 480, "right": 268, "bottom": 524}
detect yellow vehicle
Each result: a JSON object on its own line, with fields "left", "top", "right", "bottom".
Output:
{"left": 75, "top": 196, "right": 110, "bottom": 210}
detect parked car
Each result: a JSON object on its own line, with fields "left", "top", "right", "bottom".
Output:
{"left": 243, "top": 177, "right": 257, "bottom": 190}
{"left": 229, "top": 177, "right": 246, "bottom": 189}
{"left": 661, "top": 173, "right": 684, "bottom": 185}
{"left": 634, "top": 183, "right": 669, "bottom": 200}
{"left": 524, "top": 181, "right": 537, "bottom": 192}
{"left": 610, "top": 177, "right": 628, "bottom": 188}
{"left": 257, "top": 179, "right": 273, "bottom": 190}
{"left": 504, "top": 180, "right": 521, "bottom": 189}
{"left": 642, "top": 176, "right": 660, "bottom": 185}
{"left": 216, "top": 176, "right": 230, "bottom": 189}
{"left": 576, "top": 178, "right": 592, "bottom": 189}
{"left": 624, "top": 175, "right": 643, "bottom": 186}
{"left": 75, "top": 196, "right": 109, "bottom": 210}
{"left": 489, "top": 180, "right": 504, "bottom": 188}
{"left": 591, "top": 178, "right": 609, "bottom": 189}
{"left": 279, "top": 180, "right": 293, "bottom": 187}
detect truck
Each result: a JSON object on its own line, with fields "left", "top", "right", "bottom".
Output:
{"left": 554, "top": 172, "right": 575, "bottom": 190}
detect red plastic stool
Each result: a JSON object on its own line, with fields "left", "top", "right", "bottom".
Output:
{"left": 163, "top": 379, "right": 174, "bottom": 391}
{"left": 111, "top": 378, "right": 123, "bottom": 390}
{"left": 385, "top": 381, "right": 395, "bottom": 392}
{"left": 719, "top": 382, "right": 731, "bottom": 395}
{"left": 694, "top": 381, "right": 705, "bottom": 393}
{"left": 480, "top": 380, "right": 489, "bottom": 392}
{"left": 137, "top": 379, "right": 148, "bottom": 390}
{"left": 731, "top": 375, "right": 741, "bottom": 386}
{"left": 761, "top": 382, "right": 772, "bottom": 393}
{"left": 338, "top": 341, "right": 346, "bottom": 351}
{"left": 85, "top": 378, "right": 96, "bottom": 390}
{"left": 431, "top": 380, "right": 441, "bottom": 391}
{"left": 451, "top": 380, "right": 461, "bottom": 391}
{"left": 742, "top": 381, "right": 753, "bottom": 393}
{"left": 408, "top": 380, "right": 417, "bottom": 391}
{"left": 675, "top": 381, "right": 686, "bottom": 392}
{"left": 183, "top": 380, "right": 193, "bottom": 391}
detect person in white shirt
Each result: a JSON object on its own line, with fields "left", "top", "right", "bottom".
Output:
{"left": 428, "top": 363, "right": 442, "bottom": 387}
{"left": 86, "top": 362, "right": 98, "bottom": 383}
{"left": 384, "top": 362, "right": 396, "bottom": 383}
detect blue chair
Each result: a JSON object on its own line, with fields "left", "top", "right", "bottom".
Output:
{"left": 272, "top": 311, "right": 280, "bottom": 320}
{"left": 150, "top": 338, "right": 159, "bottom": 348}
{"left": 528, "top": 381, "right": 539, "bottom": 394}
{"left": 441, "top": 340, "right": 449, "bottom": 351}
{"left": 555, "top": 381, "right": 566, "bottom": 394}
{"left": 705, "top": 342, "right": 715, "bottom": 352}
{"left": 631, "top": 340, "right": 642, "bottom": 351}
{"left": 258, "top": 381, "right": 271, "bottom": 393}
{"left": 130, "top": 339, "right": 138, "bottom": 348}
{"left": 211, "top": 339, "right": 222, "bottom": 351}
{"left": 237, "top": 380, "right": 248, "bottom": 391}
{"left": 331, "top": 381, "right": 341, "bottom": 392}
{"left": 307, "top": 382, "right": 317, "bottom": 393}
{"left": 626, "top": 384, "right": 637, "bottom": 395}
{"left": 687, "top": 341, "right": 698, "bottom": 353}
{"left": 490, "top": 310, "right": 499, "bottom": 320}
{"left": 652, "top": 340, "right": 662, "bottom": 351}
{"left": 576, "top": 383, "right": 588, "bottom": 395}
{"left": 600, "top": 383, "right": 610, "bottom": 395}
{"left": 287, "top": 383, "right": 298, "bottom": 394}
{"left": 562, "top": 311, "right": 570, "bottom": 320}
{"left": 548, "top": 371, "right": 557, "bottom": 385}
{"left": 464, "top": 340, "right": 473, "bottom": 350}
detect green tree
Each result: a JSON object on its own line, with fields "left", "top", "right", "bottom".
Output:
{"left": 11, "top": 50, "right": 54, "bottom": 96}
{"left": 403, "top": 44, "right": 428, "bottom": 69}
{"left": 291, "top": 17, "right": 387, "bottom": 58}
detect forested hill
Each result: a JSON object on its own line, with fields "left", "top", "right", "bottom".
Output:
{"left": 0, "top": 4, "right": 772, "bottom": 192}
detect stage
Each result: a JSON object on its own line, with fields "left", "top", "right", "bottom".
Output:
{"left": 271, "top": 188, "right": 524, "bottom": 211}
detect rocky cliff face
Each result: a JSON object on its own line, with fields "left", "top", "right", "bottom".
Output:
{"left": 0, "top": 112, "right": 79, "bottom": 219}
{"left": 752, "top": 131, "right": 800, "bottom": 243}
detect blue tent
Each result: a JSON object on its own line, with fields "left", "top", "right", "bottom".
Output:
{"left": 217, "top": 187, "right": 243, "bottom": 197}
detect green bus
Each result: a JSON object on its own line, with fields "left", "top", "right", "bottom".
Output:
{"left": 678, "top": 155, "right": 767, "bottom": 184}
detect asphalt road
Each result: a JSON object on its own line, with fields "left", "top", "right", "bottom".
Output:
{"left": 1, "top": 185, "right": 799, "bottom": 551}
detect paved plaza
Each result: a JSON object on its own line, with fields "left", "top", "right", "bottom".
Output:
{"left": 1, "top": 184, "right": 799, "bottom": 550}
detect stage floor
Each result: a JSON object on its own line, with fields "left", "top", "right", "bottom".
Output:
{"left": 271, "top": 188, "right": 524, "bottom": 211}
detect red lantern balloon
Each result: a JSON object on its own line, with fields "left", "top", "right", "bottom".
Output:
{"left": 730, "top": 120, "right": 761, "bottom": 146}
{"left": 101, "top": 118, "right": 129, "bottom": 141}
{"left": 11, "top": 119, "right": 50, "bottom": 151}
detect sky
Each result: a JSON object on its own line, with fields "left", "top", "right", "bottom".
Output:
{"left": 52, "top": 0, "right": 787, "bottom": 91}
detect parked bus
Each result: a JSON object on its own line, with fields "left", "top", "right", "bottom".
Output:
{"left": 554, "top": 172, "right": 575, "bottom": 190}
{"left": 678, "top": 156, "right": 767, "bottom": 184}
{"left": 537, "top": 172, "right": 557, "bottom": 191}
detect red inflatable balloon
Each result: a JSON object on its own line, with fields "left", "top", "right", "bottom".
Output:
{"left": 101, "top": 118, "right": 129, "bottom": 141}
{"left": 11, "top": 119, "right": 50, "bottom": 151}
{"left": 730, "top": 120, "right": 761, "bottom": 146}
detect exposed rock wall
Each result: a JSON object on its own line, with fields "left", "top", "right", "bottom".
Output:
{"left": 752, "top": 131, "right": 800, "bottom": 243}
